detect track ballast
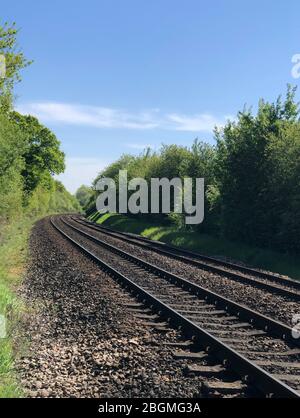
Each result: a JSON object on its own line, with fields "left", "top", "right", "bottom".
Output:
{"left": 50, "top": 215, "right": 300, "bottom": 398}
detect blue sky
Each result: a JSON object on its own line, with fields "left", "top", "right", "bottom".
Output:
{"left": 2, "top": 0, "right": 300, "bottom": 192}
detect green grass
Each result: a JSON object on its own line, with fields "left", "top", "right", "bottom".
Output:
{"left": 92, "top": 212, "right": 300, "bottom": 280}
{"left": 0, "top": 217, "right": 34, "bottom": 397}
{"left": 93, "top": 212, "right": 165, "bottom": 234}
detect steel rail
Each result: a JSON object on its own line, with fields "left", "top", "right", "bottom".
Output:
{"left": 78, "top": 216, "right": 300, "bottom": 286}
{"left": 62, "top": 216, "right": 299, "bottom": 347}
{"left": 51, "top": 216, "right": 300, "bottom": 398}
{"left": 73, "top": 216, "right": 300, "bottom": 299}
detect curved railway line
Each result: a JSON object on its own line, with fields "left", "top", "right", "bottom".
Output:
{"left": 73, "top": 216, "right": 300, "bottom": 301}
{"left": 67, "top": 216, "right": 299, "bottom": 328}
{"left": 50, "top": 214, "right": 300, "bottom": 398}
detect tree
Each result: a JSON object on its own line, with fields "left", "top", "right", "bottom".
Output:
{"left": 0, "top": 21, "right": 79, "bottom": 222}
{"left": 91, "top": 141, "right": 216, "bottom": 228}
{"left": 75, "top": 185, "right": 93, "bottom": 208}
{"left": 0, "top": 22, "right": 32, "bottom": 111}
{"left": 215, "top": 85, "right": 300, "bottom": 251}
{"left": 264, "top": 122, "right": 300, "bottom": 252}
{"left": 0, "top": 113, "right": 25, "bottom": 220}
{"left": 9, "top": 112, "right": 65, "bottom": 194}
{"left": 94, "top": 154, "right": 135, "bottom": 185}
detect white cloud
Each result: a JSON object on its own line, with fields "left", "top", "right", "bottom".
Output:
{"left": 166, "top": 113, "right": 231, "bottom": 131}
{"left": 55, "top": 157, "right": 110, "bottom": 193}
{"left": 16, "top": 102, "right": 159, "bottom": 130}
{"left": 17, "top": 101, "right": 231, "bottom": 132}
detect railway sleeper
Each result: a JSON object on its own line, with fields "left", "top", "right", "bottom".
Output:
{"left": 172, "top": 350, "right": 208, "bottom": 360}
{"left": 207, "top": 329, "right": 266, "bottom": 337}
{"left": 255, "top": 360, "right": 300, "bottom": 368}
{"left": 163, "top": 341, "right": 193, "bottom": 348}
{"left": 273, "top": 374, "right": 300, "bottom": 383}
{"left": 195, "top": 322, "right": 250, "bottom": 329}
{"left": 201, "top": 380, "right": 247, "bottom": 396}
{"left": 243, "top": 349, "right": 300, "bottom": 357}
{"left": 133, "top": 313, "right": 159, "bottom": 320}
{"left": 185, "top": 364, "right": 225, "bottom": 376}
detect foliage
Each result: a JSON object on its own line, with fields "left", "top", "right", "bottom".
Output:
{"left": 75, "top": 185, "right": 93, "bottom": 209}
{"left": 0, "top": 113, "right": 25, "bottom": 222}
{"left": 0, "top": 21, "right": 74, "bottom": 222}
{"left": 8, "top": 112, "right": 65, "bottom": 195}
{"left": 0, "top": 22, "right": 32, "bottom": 111}
{"left": 90, "top": 86, "right": 300, "bottom": 255}
{"left": 94, "top": 212, "right": 300, "bottom": 280}
{"left": 25, "top": 180, "right": 81, "bottom": 218}
{"left": 0, "top": 21, "right": 80, "bottom": 397}
{"left": 93, "top": 141, "right": 216, "bottom": 225}
{"left": 215, "top": 85, "right": 300, "bottom": 252}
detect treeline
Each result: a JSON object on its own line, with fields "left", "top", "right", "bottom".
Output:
{"left": 0, "top": 22, "right": 80, "bottom": 225}
{"left": 86, "top": 86, "right": 300, "bottom": 254}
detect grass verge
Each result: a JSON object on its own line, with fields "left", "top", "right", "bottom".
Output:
{"left": 0, "top": 216, "right": 35, "bottom": 397}
{"left": 91, "top": 212, "right": 300, "bottom": 280}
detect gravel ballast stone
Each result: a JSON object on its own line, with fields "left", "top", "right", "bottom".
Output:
{"left": 16, "top": 216, "right": 229, "bottom": 398}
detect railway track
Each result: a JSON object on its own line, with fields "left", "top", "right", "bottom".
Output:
{"left": 72, "top": 215, "right": 300, "bottom": 301}
{"left": 50, "top": 215, "right": 300, "bottom": 398}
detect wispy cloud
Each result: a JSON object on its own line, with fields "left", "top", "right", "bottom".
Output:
{"left": 166, "top": 113, "right": 230, "bottom": 131}
{"left": 16, "top": 102, "right": 159, "bottom": 130}
{"left": 17, "top": 101, "right": 231, "bottom": 132}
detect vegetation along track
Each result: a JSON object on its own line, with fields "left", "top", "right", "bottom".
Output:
{"left": 50, "top": 214, "right": 300, "bottom": 398}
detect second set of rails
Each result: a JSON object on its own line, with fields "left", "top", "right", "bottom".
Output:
{"left": 51, "top": 215, "right": 300, "bottom": 398}
{"left": 75, "top": 215, "right": 300, "bottom": 301}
